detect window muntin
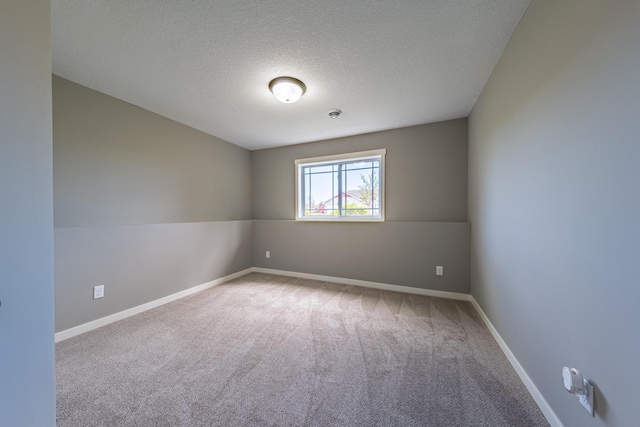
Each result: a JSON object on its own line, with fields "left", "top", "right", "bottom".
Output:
{"left": 295, "top": 149, "right": 385, "bottom": 221}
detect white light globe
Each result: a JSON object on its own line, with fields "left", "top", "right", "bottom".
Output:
{"left": 269, "top": 77, "right": 306, "bottom": 103}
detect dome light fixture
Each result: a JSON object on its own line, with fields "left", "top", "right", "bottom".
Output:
{"left": 269, "top": 76, "right": 306, "bottom": 103}
{"left": 328, "top": 109, "right": 342, "bottom": 119}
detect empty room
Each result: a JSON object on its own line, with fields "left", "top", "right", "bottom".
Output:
{"left": 1, "top": 1, "right": 639, "bottom": 426}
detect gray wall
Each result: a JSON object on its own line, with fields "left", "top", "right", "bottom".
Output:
{"left": 468, "top": 1, "right": 640, "bottom": 426}
{"left": 0, "top": 1, "right": 56, "bottom": 425}
{"left": 54, "top": 77, "right": 252, "bottom": 332}
{"left": 253, "top": 120, "right": 468, "bottom": 222}
{"left": 253, "top": 121, "right": 470, "bottom": 292}
{"left": 53, "top": 76, "right": 251, "bottom": 227}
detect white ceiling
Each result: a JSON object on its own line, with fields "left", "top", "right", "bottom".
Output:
{"left": 51, "top": 1, "right": 530, "bottom": 151}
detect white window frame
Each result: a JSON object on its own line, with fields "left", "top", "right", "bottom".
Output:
{"left": 295, "top": 149, "right": 386, "bottom": 222}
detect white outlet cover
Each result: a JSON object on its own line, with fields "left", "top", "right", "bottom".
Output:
{"left": 436, "top": 266, "right": 444, "bottom": 276}
{"left": 93, "top": 285, "right": 104, "bottom": 299}
{"left": 579, "top": 381, "right": 595, "bottom": 416}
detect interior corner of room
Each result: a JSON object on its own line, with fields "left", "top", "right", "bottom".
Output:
{"left": 3, "top": 1, "right": 640, "bottom": 426}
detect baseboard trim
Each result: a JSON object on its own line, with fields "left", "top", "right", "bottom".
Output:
{"left": 469, "top": 297, "right": 563, "bottom": 427}
{"left": 54, "top": 268, "right": 253, "bottom": 342}
{"left": 251, "top": 267, "right": 473, "bottom": 301}
{"left": 56, "top": 267, "right": 470, "bottom": 343}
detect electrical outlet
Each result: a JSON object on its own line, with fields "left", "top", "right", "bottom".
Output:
{"left": 266, "top": 251, "right": 270, "bottom": 259}
{"left": 579, "top": 381, "right": 595, "bottom": 416}
{"left": 436, "top": 266, "right": 444, "bottom": 276}
{"left": 93, "top": 285, "right": 104, "bottom": 300}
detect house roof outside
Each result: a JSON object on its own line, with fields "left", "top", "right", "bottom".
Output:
{"left": 306, "top": 190, "right": 380, "bottom": 215}
{"left": 319, "top": 190, "right": 367, "bottom": 208}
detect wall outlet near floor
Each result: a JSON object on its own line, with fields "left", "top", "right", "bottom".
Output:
{"left": 265, "top": 251, "right": 270, "bottom": 259}
{"left": 436, "top": 266, "right": 444, "bottom": 276}
{"left": 93, "top": 285, "right": 104, "bottom": 299}
{"left": 579, "top": 382, "right": 595, "bottom": 416}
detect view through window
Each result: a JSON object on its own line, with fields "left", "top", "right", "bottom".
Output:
{"left": 295, "top": 149, "right": 385, "bottom": 221}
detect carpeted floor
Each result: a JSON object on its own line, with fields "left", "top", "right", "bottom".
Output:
{"left": 56, "top": 273, "right": 549, "bottom": 426}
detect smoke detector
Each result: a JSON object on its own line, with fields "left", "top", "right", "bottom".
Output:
{"left": 328, "top": 110, "right": 342, "bottom": 119}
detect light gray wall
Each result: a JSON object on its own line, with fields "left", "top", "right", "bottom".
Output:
{"left": 0, "top": 1, "right": 56, "bottom": 425}
{"left": 54, "top": 77, "right": 253, "bottom": 331}
{"left": 468, "top": 1, "right": 640, "bottom": 426}
{"left": 252, "top": 121, "right": 470, "bottom": 292}
{"left": 254, "top": 221, "right": 469, "bottom": 293}
{"left": 55, "top": 221, "right": 251, "bottom": 331}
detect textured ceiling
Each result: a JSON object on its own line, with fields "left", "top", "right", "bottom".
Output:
{"left": 51, "top": 1, "right": 531, "bottom": 150}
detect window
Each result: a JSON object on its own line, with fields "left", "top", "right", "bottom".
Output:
{"left": 295, "top": 149, "right": 386, "bottom": 221}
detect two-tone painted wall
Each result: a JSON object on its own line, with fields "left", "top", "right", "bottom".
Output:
{"left": 252, "top": 121, "right": 470, "bottom": 293}
{"left": 53, "top": 77, "right": 253, "bottom": 332}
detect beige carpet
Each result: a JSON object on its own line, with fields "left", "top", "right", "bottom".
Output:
{"left": 56, "top": 273, "right": 549, "bottom": 426}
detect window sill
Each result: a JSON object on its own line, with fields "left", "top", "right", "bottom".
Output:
{"left": 295, "top": 217, "right": 385, "bottom": 223}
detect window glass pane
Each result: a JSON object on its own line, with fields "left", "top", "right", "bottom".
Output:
{"left": 304, "top": 164, "right": 339, "bottom": 216}
{"left": 306, "top": 164, "right": 334, "bottom": 174}
{"left": 297, "top": 151, "right": 384, "bottom": 221}
{"left": 342, "top": 161, "right": 379, "bottom": 216}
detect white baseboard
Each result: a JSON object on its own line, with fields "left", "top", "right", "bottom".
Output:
{"left": 469, "top": 297, "right": 563, "bottom": 427}
{"left": 56, "top": 267, "right": 470, "bottom": 343}
{"left": 54, "top": 268, "right": 253, "bottom": 342}
{"left": 251, "top": 267, "right": 473, "bottom": 301}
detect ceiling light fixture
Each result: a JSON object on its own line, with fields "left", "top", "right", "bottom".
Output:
{"left": 328, "top": 110, "right": 342, "bottom": 119}
{"left": 269, "top": 76, "right": 306, "bottom": 103}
